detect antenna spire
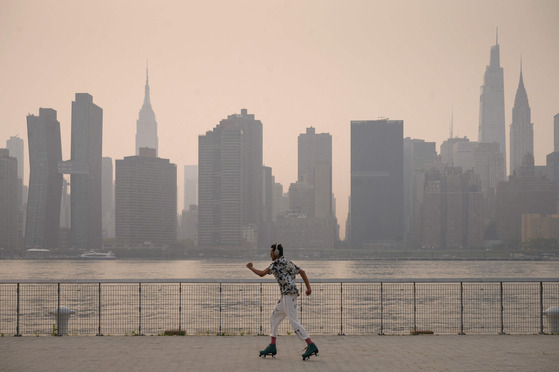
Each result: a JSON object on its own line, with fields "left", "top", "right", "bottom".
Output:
{"left": 143, "top": 60, "right": 151, "bottom": 107}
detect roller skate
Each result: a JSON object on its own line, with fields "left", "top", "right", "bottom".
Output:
{"left": 259, "top": 344, "right": 277, "bottom": 358}
{"left": 302, "top": 343, "right": 319, "bottom": 360}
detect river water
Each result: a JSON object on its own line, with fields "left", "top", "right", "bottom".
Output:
{"left": 1, "top": 258, "right": 558, "bottom": 281}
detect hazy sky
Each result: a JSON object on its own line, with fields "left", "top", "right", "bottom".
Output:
{"left": 1, "top": 0, "right": 558, "bottom": 239}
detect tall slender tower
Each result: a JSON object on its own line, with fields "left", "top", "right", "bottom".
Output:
{"left": 478, "top": 30, "right": 506, "bottom": 178}
{"left": 25, "top": 108, "right": 62, "bottom": 249}
{"left": 509, "top": 64, "right": 533, "bottom": 175}
{"left": 135, "top": 65, "right": 158, "bottom": 156}
{"left": 70, "top": 93, "right": 103, "bottom": 250}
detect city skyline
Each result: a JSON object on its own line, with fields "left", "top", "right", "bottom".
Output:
{"left": 1, "top": 1, "right": 558, "bottom": 239}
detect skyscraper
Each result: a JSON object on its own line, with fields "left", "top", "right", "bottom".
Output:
{"left": 115, "top": 148, "right": 177, "bottom": 247}
{"left": 555, "top": 113, "right": 559, "bottom": 153}
{"left": 509, "top": 65, "right": 534, "bottom": 175}
{"left": 6, "top": 135, "right": 24, "bottom": 182}
{"left": 25, "top": 108, "right": 62, "bottom": 249}
{"left": 496, "top": 155, "right": 555, "bottom": 241}
{"left": 297, "top": 127, "right": 332, "bottom": 218}
{"left": 421, "top": 168, "right": 484, "bottom": 249}
{"left": 6, "top": 135, "right": 25, "bottom": 244}
{"left": 473, "top": 142, "right": 504, "bottom": 197}
{"left": 198, "top": 109, "right": 263, "bottom": 247}
{"left": 288, "top": 181, "right": 314, "bottom": 216}
{"left": 0, "top": 148, "right": 19, "bottom": 248}
{"left": 135, "top": 67, "right": 158, "bottom": 156}
{"left": 440, "top": 137, "right": 469, "bottom": 167}
{"left": 102, "top": 157, "right": 114, "bottom": 238}
{"left": 260, "top": 166, "right": 274, "bottom": 246}
{"left": 478, "top": 31, "right": 506, "bottom": 179}
{"left": 447, "top": 138, "right": 504, "bottom": 198}
{"left": 70, "top": 93, "right": 102, "bottom": 250}
{"left": 350, "top": 119, "right": 404, "bottom": 248}
{"left": 182, "top": 165, "right": 198, "bottom": 245}
{"left": 546, "top": 114, "right": 559, "bottom": 201}
{"left": 403, "top": 138, "right": 436, "bottom": 242}
{"left": 183, "top": 165, "right": 198, "bottom": 211}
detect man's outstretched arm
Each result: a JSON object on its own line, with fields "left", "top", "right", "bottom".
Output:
{"left": 246, "top": 262, "right": 270, "bottom": 277}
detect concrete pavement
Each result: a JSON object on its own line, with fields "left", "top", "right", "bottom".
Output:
{"left": 1, "top": 334, "right": 558, "bottom": 371}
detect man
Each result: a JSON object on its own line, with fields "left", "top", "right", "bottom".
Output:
{"left": 246, "top": 243, "right": 319, "bottom": 360}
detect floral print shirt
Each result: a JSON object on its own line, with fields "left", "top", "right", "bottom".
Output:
{"left": 267, "top": 256, "right": 301, "bottom": 295}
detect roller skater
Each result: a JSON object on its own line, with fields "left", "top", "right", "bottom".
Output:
{"left": 247, "top": 243, "right": 319, "bottom": 361}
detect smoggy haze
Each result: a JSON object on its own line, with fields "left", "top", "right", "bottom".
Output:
{"left": 1, "top": 0, "right": 558, "bottom": 238}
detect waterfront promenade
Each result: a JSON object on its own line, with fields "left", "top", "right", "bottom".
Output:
{"left": 1, "top": 335, "right": 558, "bottom": 371}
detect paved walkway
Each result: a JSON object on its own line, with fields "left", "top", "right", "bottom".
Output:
{"left": 1, "top": 335, "right": 558, "bottom": 371}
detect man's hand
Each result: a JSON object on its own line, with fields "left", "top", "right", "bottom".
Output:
{"left": 300, "top": 270, "right": 312, "bottom": 296}
{"left": 246, "top": 264, "right": 270, "bottom": 277}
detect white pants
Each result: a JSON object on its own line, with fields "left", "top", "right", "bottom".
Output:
{"left": 270, "top": 294, "right": 309, "bottom": 341}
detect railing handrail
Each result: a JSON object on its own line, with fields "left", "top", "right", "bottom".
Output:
{"left": 2, "top": 277, "right": 559, "bottom": 284}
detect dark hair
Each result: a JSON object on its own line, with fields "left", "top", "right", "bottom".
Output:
{"left": 271, "top": 243, "right": 283, "bottom": 257}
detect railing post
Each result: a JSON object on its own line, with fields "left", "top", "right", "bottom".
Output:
{"left": 539, "top": 281, "right": 544, "bottom": 334}
{"left": 339, "top": 282, "right": 344, "bottom": 335}
{"left": 218, "top": 283, "right": 222, "bottom": 335}
{"left": 57, "top": 283, "right": 61, "bottom": 336}
{"left": 16, "top": 283, "right": 20, "bottom": 337}
{"left": 499, "top": 281, "right": 504, "bottom": 335}
{"left": 299, "top": 282, "right": 303, "bottom": 327}
{"left": 97, "top": 283, "right": 101, "bottom": 336}
{"left": 259, "top": 283, "right": 263, "bottom": 336}
{"left": 413, "top": 282, "right": 417, "bottom": 334}
{"left": 138, "top": 283, "right": 142, "bottom": 335}
{"left": 459, "top": 282, "right": 465, "bottom": 335}
{"left": 179, "top": 283, "right": 182, "bottom": 334}
{"left": 379, "top": 282, "right": 384, "bottom": 335}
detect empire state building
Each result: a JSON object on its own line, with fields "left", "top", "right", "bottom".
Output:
{"left": 135, "top": 67, "right": 158, "bottom": 156}
{"left": 478, "top": 31, "right": 506, "bottom": 179}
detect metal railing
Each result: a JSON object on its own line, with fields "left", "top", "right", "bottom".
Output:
{"left": 1, "top": 278, "right": 558, "bottom": 336}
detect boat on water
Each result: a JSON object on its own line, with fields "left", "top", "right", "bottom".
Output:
{"left": 80, "top": 251, "right": 116, "bottom": 260}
